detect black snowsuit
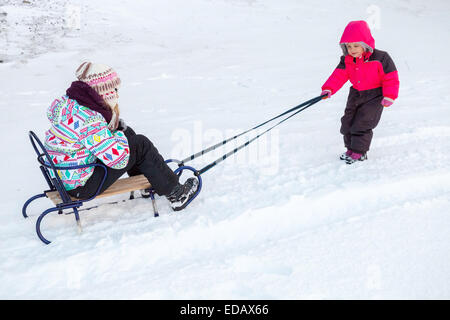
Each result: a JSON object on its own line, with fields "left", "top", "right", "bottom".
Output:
{"left": 340, "top": 86, "right": 384, "bottom": 154}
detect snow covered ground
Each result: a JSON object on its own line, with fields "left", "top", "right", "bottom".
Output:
{"left": 0, "top": 0, "right": 449, "bottom": 299}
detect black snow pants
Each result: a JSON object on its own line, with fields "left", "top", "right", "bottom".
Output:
{"left": 68, "top": 126, "right": 179, "bottom": 199}
{"left": 340, "top": 86, "right": 384, "bottom": 154}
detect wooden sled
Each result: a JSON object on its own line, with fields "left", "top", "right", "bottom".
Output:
{"left": 22, "top": 131, "right": 202, "bottom": 244}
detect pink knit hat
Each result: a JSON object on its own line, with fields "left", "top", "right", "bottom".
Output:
{"left": 75, "top": 62, "right": 121, "bottom": 108}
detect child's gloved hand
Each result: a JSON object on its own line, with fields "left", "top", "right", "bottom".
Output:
{"left": 321, "top": 90, "right": 332, "bottom": 99}
{"left": 117, "top": 118, "right": 127, "bottom": 131}
{"left": 381, "top": 97, "right": 394, "bottom": 107}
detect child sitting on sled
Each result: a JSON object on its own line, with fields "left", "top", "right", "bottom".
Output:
{"left": 44, "top": 62, "right": 198, "bottom": 211}
{"left": 321, "top": 20, "right": 399, "bottom": 164}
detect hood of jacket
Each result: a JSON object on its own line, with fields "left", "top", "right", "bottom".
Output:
{"left": 339, "top": 20, "right": 375, "bottom": 56}
{"left": 47, "top": 96, "right": 70, "bottom": 126}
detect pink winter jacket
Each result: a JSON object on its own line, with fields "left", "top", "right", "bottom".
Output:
{"left": 322, "top": 21, "right": 399, "bottom": 100}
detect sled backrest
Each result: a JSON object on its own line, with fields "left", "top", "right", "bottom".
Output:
{"left": 29, "top": 131, "right": 72, "bottom": 203}
{"left": 28, "top": 131, "right": 108, "bottom": 204}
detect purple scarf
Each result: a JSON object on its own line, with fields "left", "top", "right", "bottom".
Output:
{"left": 66, "top": 81, "right": 112, "bottom": 123}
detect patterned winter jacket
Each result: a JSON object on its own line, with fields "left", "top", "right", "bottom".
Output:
{"left": 322, "top": 21, "right": 399, "bottom": 100}
{"left": 44, "top": 95, "right": 130, "bottom": 190}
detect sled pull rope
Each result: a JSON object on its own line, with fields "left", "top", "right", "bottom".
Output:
{"left": 179, "top": 94, "right": 326, "bottom": 167}
{"left": 196, "top": 94, "right": 325, "bottom": 175}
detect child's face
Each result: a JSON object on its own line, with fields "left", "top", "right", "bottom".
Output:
{"left": 346, "top": 43, "right": 364, "bottom": 58}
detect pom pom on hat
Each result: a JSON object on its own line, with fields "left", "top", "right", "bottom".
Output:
{"left": 75, "top": 61, "right": 121, "bottom": 108}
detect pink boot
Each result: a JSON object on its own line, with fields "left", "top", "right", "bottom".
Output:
{"left": 340, "top": 149, "right": 353, "bottom": 160}
{"left": 345, "top": 152, "right": 368, "bottom": 164}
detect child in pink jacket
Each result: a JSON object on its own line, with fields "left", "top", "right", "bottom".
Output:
{"left": 321, "top": 20, "right": 399, "bottom": 164}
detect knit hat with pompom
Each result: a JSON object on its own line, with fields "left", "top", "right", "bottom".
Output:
{"left": 75, "top": 62, "right": 121, "bottom": 109}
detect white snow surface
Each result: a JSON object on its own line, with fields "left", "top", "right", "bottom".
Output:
{"left": 1, "top": 0, "right": 449, "bottom": 299}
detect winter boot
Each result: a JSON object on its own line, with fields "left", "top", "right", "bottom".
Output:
{"left": 166, "top": 178, "right": 199, "bottom": 211}
{"left": 345, "top": 152, "right": 368, "bottom": 165}
{"left": 340, "top": 149, "right": 353, "bottom": 160}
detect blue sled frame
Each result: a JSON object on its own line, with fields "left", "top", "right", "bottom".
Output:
{"left": 22, "top": 131, "right": 202, "bottom": 245}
